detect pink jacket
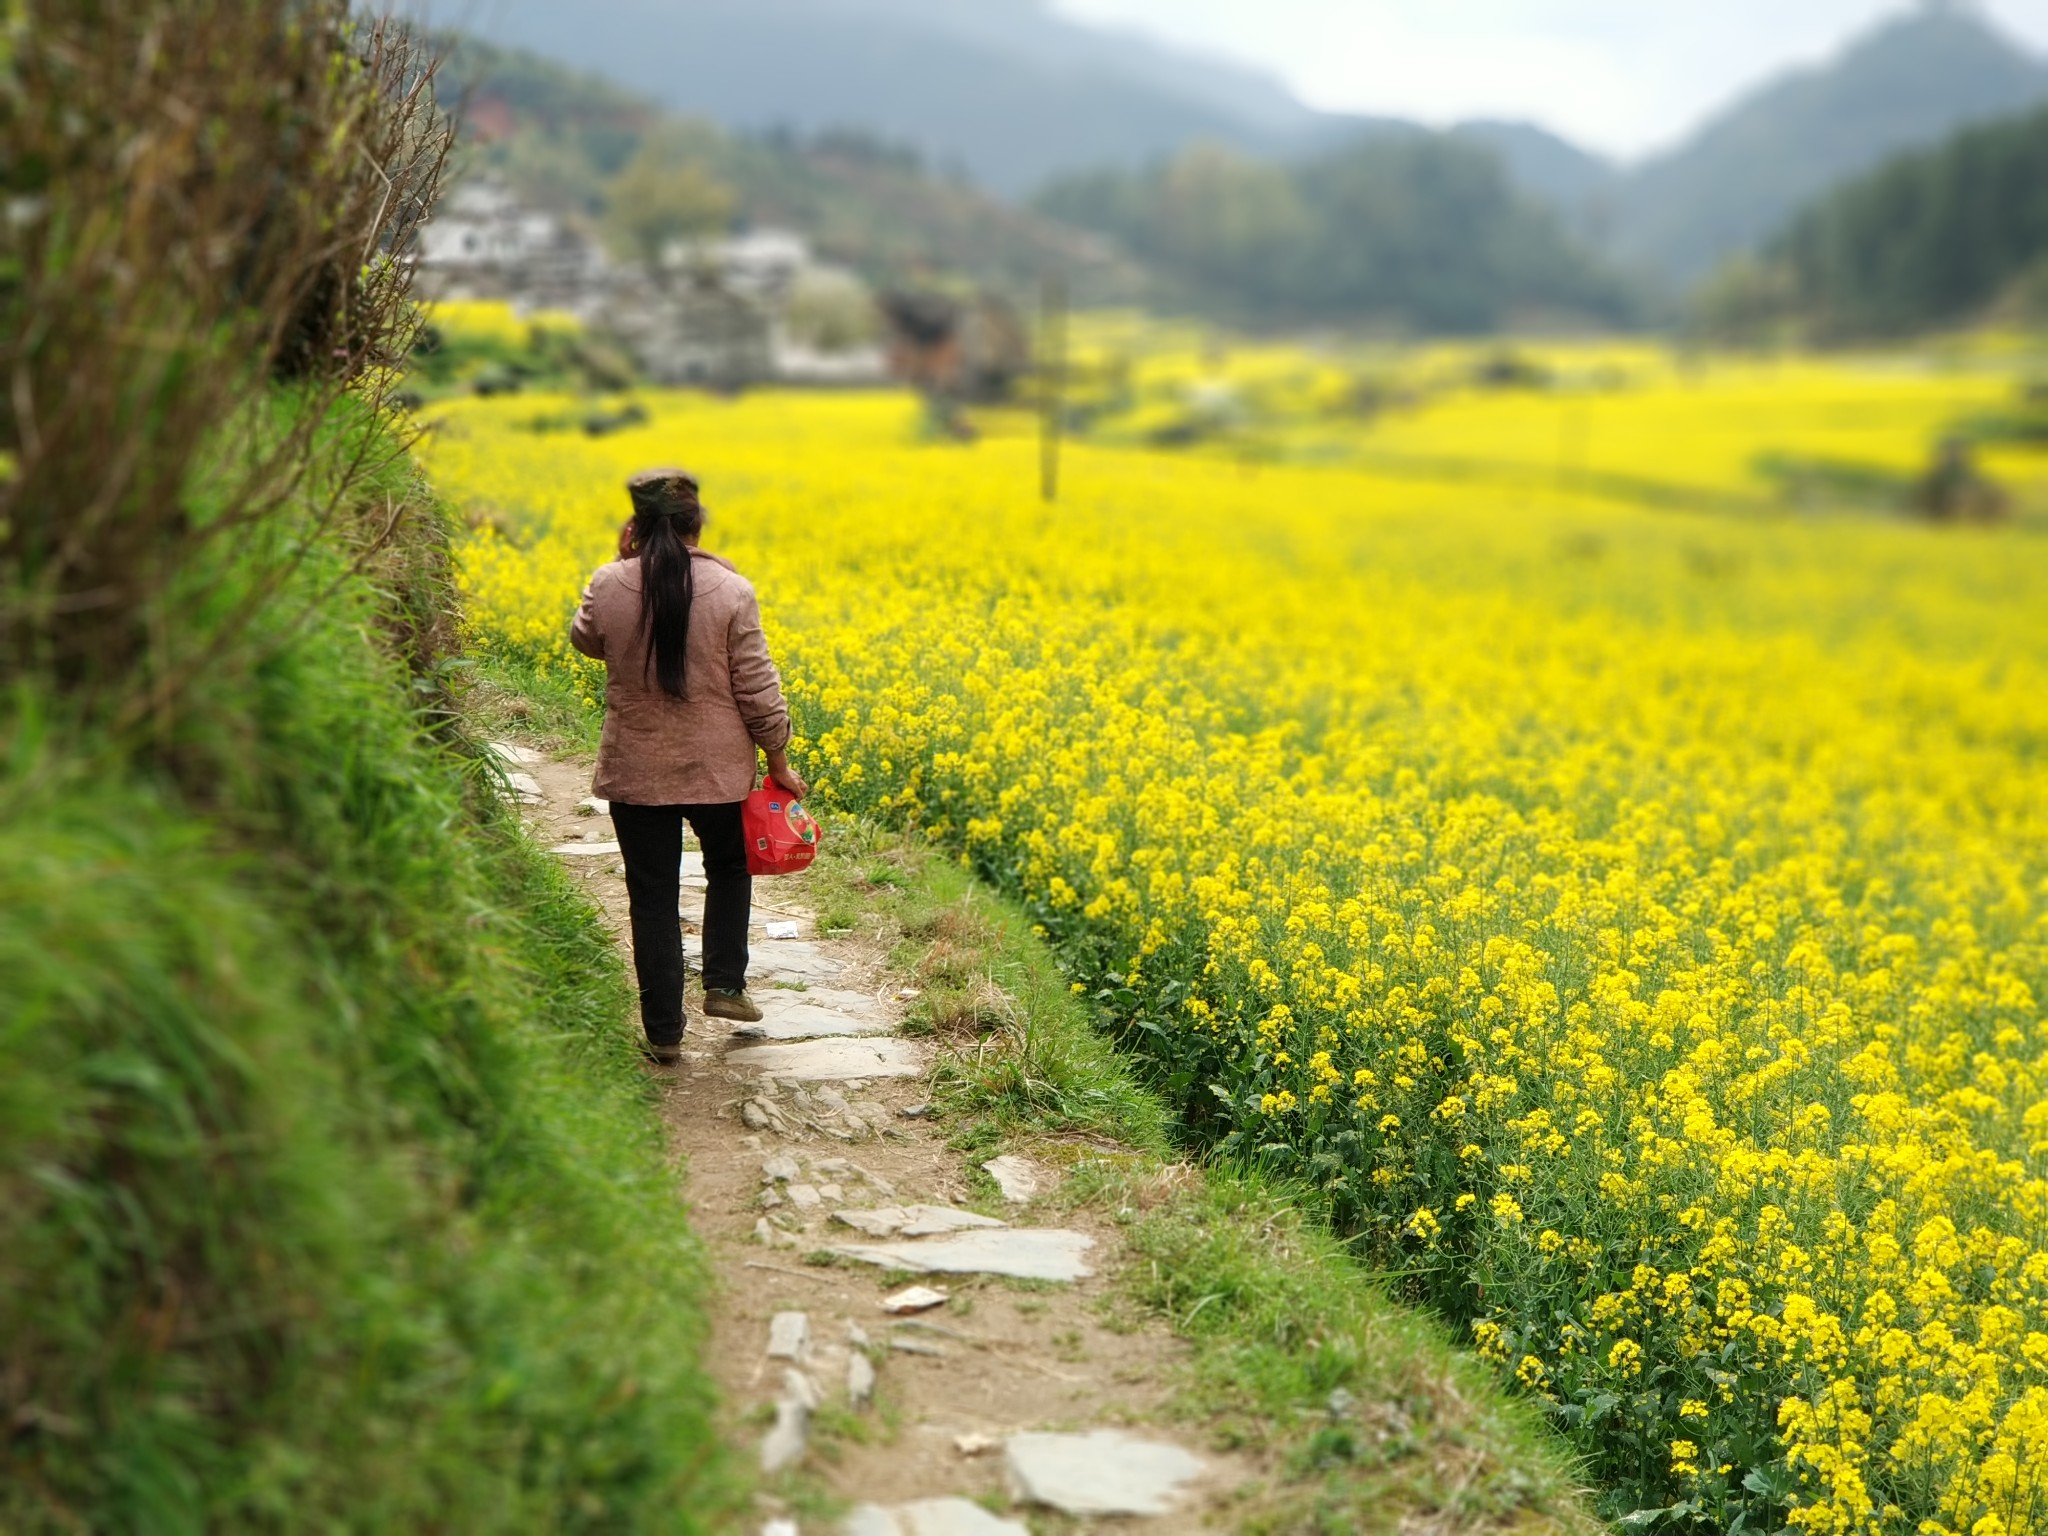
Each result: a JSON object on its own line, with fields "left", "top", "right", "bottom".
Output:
{"left": 569, "top": 549, "right": 792, "bottom": 806}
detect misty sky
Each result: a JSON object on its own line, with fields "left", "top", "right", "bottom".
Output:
{"left": 1052, "top": 0, "right": 2048, "bottom": 158}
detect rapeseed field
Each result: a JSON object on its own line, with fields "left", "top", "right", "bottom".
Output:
{"left": 423, "top": 323, "right": 2048, "bottom": 1535}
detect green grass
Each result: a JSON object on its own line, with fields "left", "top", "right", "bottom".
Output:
{"left": 796, "top": 818, "right": 1595, "bottom": 1535}
{"left": 1, "top": 436, "right": 742, "bottom": 1531}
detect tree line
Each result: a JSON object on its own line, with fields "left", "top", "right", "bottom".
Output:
{"left": 1035, "top": 135, "right": 1639, "bottom": 334}
{"left": 1698, "top": 103, "right": 2048, "bottom": 342}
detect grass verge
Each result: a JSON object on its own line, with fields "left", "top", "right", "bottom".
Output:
{"left": 797, "top": 817, "right": 1595, "bottom": 1535}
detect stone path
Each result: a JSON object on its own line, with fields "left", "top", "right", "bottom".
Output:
{"left": 508, "top": 747, "right": 1237, "bottom": 1533}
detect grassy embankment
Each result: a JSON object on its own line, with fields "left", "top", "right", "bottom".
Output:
{"left": 3, "top": 466, "right": 745, "bottom": 1532}
{"left": 472, "top": 676, "right": 1594, "bottom": 1535}
{"left": 1, "top": 7, "right": 741, "bottom": 1529}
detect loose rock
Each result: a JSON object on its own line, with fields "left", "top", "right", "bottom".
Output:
{"left": 766, "top": 1311, "right": 811, "bottom": 1361}
{"left": 881, "top": 1285, "right": 949, "bottom": 1315}
{"left": 980, "top": 1155, "right": 1047, "bottom": 1204}
{"left": 1005, "top": 1430, "right": 1205, "bottom": 1517}
{"left": 761, "top": 1153, "right": 801, "bottom": 1183}
{"left": 786, "top": 1184, "right": 823, "bottom": 1212}
{"left": 761, "top": 1366, "right": 822, "bottom": 1470}
{"left": 847, "top": 1351, "right": 876, "bottom": 1408}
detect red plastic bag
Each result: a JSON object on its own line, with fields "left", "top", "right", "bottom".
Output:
{"left": 743, "top": 786, "right": 821, "bottom": 876}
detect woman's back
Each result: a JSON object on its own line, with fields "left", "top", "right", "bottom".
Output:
{"left": 571, "top": 547, "right": 789, "bottom": 805}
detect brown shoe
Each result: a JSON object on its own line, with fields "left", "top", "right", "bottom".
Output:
{"left": 702, "top": 988, "right": 763, "bottom": 1023}
{"left": 641, "top": 1037, "right": 684, "bottom": 1065}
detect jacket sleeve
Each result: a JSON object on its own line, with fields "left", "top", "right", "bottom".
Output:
{"left": 727, "top": 586, "right": 792, "bottom": 751}
{"left": 569, "top": 569, "right": 606, "bottom": 660}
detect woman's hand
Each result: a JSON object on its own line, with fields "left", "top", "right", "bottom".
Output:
{"left": 764, "top": 748, "right": 809, "bottom": 801}
{"left": 617, "top": 519, "right": 637, "bottom": 561}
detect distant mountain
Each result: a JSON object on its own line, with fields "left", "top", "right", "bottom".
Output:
{"left": 420, "top": 0, "right": 2048, "bottom": 296}
{"left": 1607, "top": 1, "right": 2048, "bottom": 281}
{"left": 407, "top": 0, "right": 1331, "bottom": 196}
{"left": 1450, "top": 122, "right": 1619, "bottom": 239}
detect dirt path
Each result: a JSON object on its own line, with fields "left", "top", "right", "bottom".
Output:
{"left": 505, "top": 746, "right": 1245, "bottom": 1534}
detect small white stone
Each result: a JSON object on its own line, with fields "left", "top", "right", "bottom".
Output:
{"left": 817, "top": 1184, "right": 845, "bottom": 1204}
{"left": 761, "top": 1153, "right": 801, "bottom": 1183}
{"left": 981, "top": 1155, "right": 1047, "bottom": 1205}
{"left": 576, "top": 796, "right": 609, "bottom": 816}
{"left": 760, "top": 1188, "right": 785, "bottom": 1209}
{"left": 786, "top": 1184, "right": 823, "bottom": 1212}
{"left": 953, "top": 1432, "right": 998, "bottom": 1456}
{"left": 767, "top": 1312, "right": 811, "bottom": 1361}
{"left": 761, "top": 1522, "right": 798, "bottom": 1536}
{"left": 881, "top": 1285, "right": 949, "bottom": 1314}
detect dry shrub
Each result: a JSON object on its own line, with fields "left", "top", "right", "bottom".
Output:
{"left": 922, "top": 974, "right": 1021, "bottom": 1040}
{"left": 0, "top": 0, "right": 451, "bottom": 723}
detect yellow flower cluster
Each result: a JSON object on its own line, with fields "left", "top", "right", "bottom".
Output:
{"left": 422, "top": 356, "right": 2048, "bottom": 1532}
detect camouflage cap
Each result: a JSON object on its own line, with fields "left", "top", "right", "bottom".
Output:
{"left": 626, "top": 467, "right": 701, "bottom": 518}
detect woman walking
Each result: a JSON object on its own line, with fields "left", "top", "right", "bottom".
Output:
{"left": 570, "top": 468, "right": 807, "bottom": 1064}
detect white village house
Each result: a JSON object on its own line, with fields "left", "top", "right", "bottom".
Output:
{"left": 414, "top": 180, "right": 886, "bottom": 387}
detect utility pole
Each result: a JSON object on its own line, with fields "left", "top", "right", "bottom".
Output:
{"left": 1039, "top": 272, "right": 1067, "bottom": 503}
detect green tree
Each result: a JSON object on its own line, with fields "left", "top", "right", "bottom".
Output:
{"left": 602, "top": 126, "right": 736, "bottom": 274}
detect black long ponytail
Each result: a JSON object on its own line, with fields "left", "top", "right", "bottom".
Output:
{"left": 626, "top": 468, "right": 707, "bottom": 700}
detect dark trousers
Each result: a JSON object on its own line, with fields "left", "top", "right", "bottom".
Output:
{"left": 610, "top": 800, "right": 751, "bottom": 1046}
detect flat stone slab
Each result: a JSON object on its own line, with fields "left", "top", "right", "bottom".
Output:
{"left": 832, "top": 1205, "right": 1009, "bottom": 1239}
{"left": 732, "top": 997, "right": 894, "bottom": 1042}
{"left": 766, "top": 1311, "right": 810, "bottom": 1361}
{"left": 1005, "top": 1430, "right": 1206, "bottom": 1516}
{"left": 981, "top": 1155, "right": 1047, "bottom": 1204}
{"left": 487, "top": 741, "right": 542, "bottom": 765}
{"left": 751, "top": 939, "right": 846, "bottom": 984}
{"left": 844, "top": 1499, "right": 1029, "bottom": 1536}
{"left": 727, "top": 1038, "right": 926, "bottom": 1082}
{"left": 549, "top": 841, "right": 621, "bottom": 857}
{"left": 828, "top": 1228, "right": 1096, "bottom": 1282}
